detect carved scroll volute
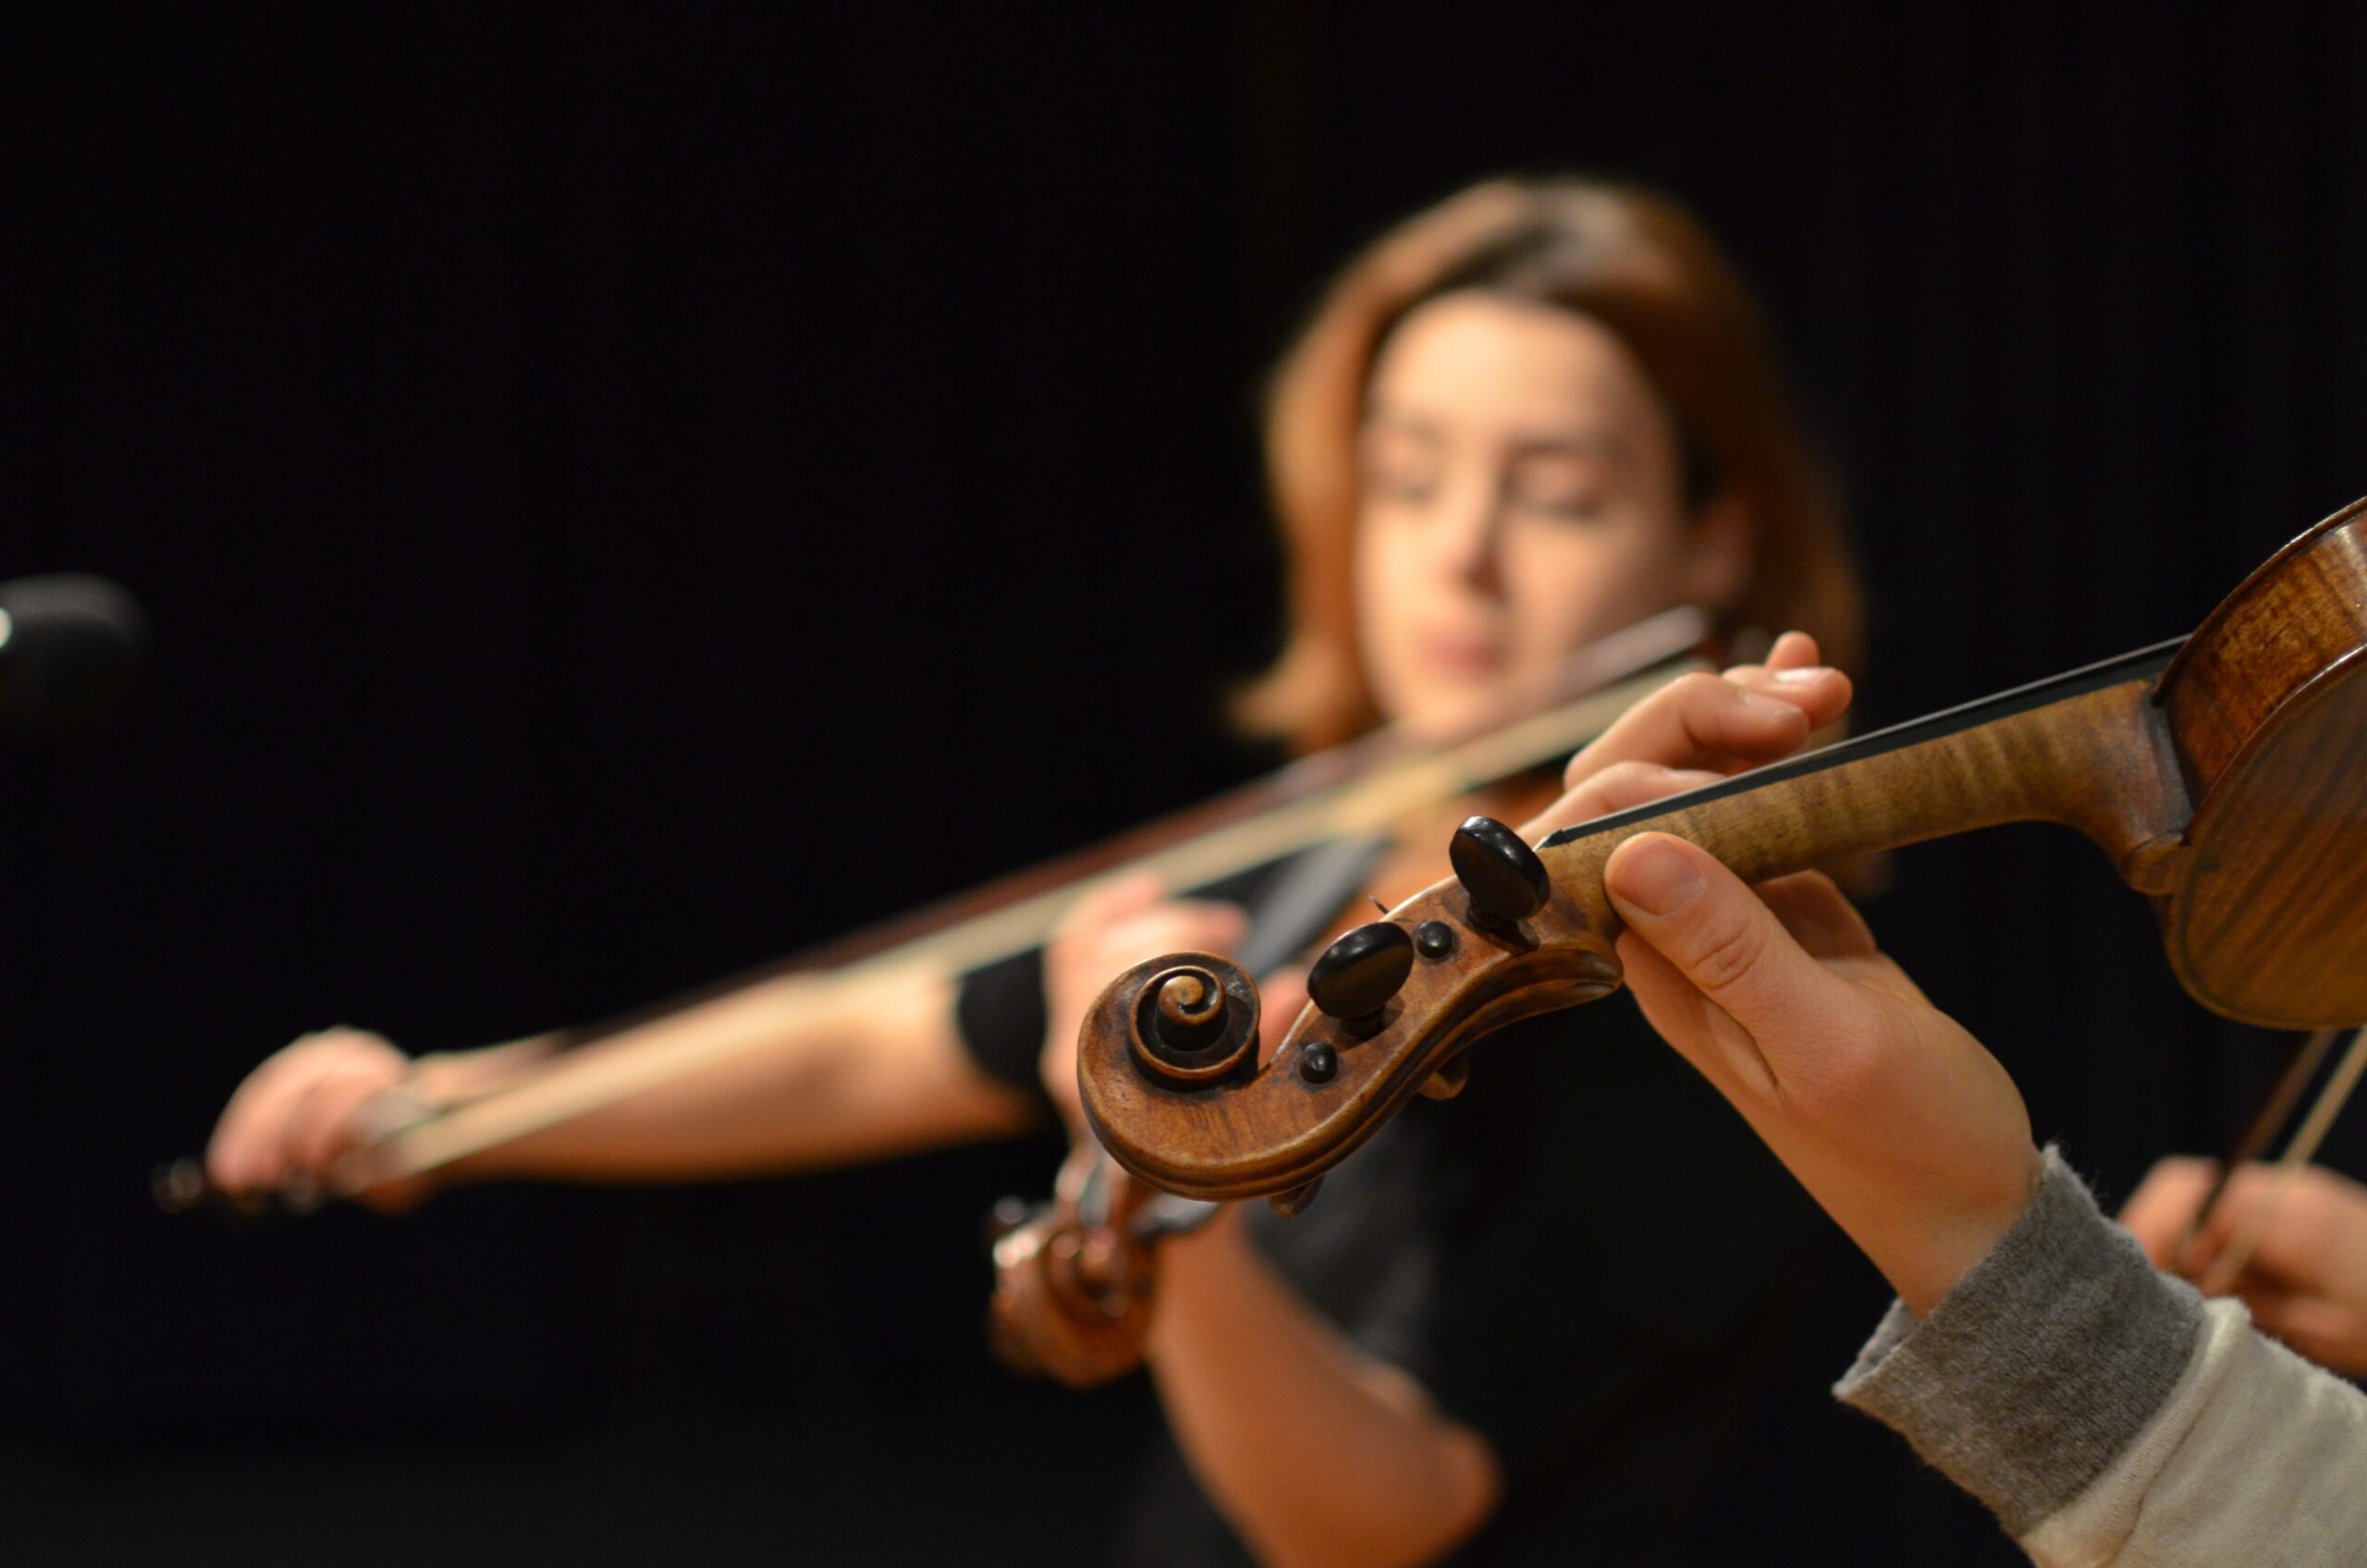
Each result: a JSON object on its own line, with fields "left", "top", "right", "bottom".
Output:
{"left": 1076, "top": 870, "right": 1625, "bottom": 1204}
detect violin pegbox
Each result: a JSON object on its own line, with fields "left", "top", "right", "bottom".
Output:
{"left": 1301, "top": 817, "right": 1556, "bottom": 1096}
{"left": 1076, "top": 816, "right": 1627, "bottom": 1204}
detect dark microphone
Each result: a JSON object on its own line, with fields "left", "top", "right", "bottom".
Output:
{"left": 0, "top": 573, "right": 149, "bottom": 739}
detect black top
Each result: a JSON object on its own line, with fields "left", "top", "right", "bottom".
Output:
{"left": 959, "top": 872, "right": 1824, "bottom": 1566}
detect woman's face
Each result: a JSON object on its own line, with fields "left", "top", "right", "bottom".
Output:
{"left": 1354, "top": 290, "right": 1746, "bottom": 736}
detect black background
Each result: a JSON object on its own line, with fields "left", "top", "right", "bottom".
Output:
{"left": 5, "top": 3, "right": 2365, "bottom": 1563}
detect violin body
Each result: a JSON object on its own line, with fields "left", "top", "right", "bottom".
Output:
{"left": 2156, "top": 509, "right": 2367, "bottom": 1024}
{"left": 987, "top": 1141, "right": 1161, "bottom": 1389}
{"left": 1079, "top": 498, "right": 2367, "bottom": 1203}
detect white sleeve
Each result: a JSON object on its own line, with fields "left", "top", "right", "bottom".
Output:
{"left": 1834, "top": 1148, "right": 2367, "bottom": 1568}
{"left": 2021, "top": 1297, "right": 2367, "bottom": 1568}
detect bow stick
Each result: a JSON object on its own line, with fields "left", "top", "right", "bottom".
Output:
{"left": 161, "top": 607, "right": 1712, "bottom": 1212}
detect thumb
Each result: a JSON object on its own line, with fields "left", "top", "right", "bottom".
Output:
{"left": 1604, "top": 833, "right": 1849, "bottom": 1085}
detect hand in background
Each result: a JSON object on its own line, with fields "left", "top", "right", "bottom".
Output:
{"left": 2123, "top": 1157, "right": 2367, "bottom": 1375}
{"left": 205, "top": 1026, "right": 434, "bottom": 1212}
{"left": 1530, "top": 630, "right": 1852, "bottom": 837}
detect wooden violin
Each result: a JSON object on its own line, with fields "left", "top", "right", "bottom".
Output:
{"left": 1078, "top": 496, "right": 2367, "bottom": 1206}
{"left": 984, "top": 1142, "right": 1201, "bottom": 1388}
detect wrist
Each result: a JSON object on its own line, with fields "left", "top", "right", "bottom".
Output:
{"left": 1146, "top": 1204, "right": 1251, "bottom": 1354}
{"left": 1886, "top": 1145, "right": 2047, "bottom": 1318}
{"left": 336, "top": 1052, "right": 514, "bottom": 1201}
{"left": 405, "top": 1034, "right": 561, "bottom": 1105}
{"left": 1836, "top": 1147, "right": 2205, "bottom": 1537}
{"left": 399, "top": 1053, "right": 472, "bottom": 1110}
{"left": 1158, "top": 1201, "right": 1248, "bottom": 1279}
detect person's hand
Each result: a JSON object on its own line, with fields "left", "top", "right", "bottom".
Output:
{"left": 1048, "top": 632, "right": 1846, "bottom": 1139}
{"left": 2122, "top": 1157, "right": 2367, "bottom": 1375}
{"left": 1603, "top": 838, "right": 2042, "bottom": 1317}
{"left": 204, "top": 1027, "right": 435, "bottom": 1212}
{"left": 1526, "top": 631, "right": 1853, "bottom": 838}
{"left": 1040, "top": 874, "right": 1259, "bottom": 1133}
{"left": 1522, "top": 629, "right": 2040, "bottom": 1316}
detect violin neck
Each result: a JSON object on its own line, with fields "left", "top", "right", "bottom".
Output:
{"left": 1540, "top": 639, "right": 2196, "bottom": 901}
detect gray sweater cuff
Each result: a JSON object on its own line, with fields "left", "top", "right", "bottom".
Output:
{"left": 1833, "top": 1147, "right": 2204, "bottom": 1537}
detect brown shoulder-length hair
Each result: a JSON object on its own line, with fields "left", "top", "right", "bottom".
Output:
{"left": 1237, "top": 175, "right": 1862, "bottom": 753}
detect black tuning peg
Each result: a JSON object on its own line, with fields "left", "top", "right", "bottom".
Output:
{"left": 1307, "top": 920, "right": 1414, "bottom": 1032}
{"left": 1451, "top": 815, "right": 1549, "bottom": 930}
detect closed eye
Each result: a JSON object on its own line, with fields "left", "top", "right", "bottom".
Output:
{"left": 1507, "top": 451, "right": 1612, "bottom": 520}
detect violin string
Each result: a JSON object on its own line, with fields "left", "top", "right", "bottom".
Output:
{"left": 2196, "top": 1023, "right": 2367, "bottom": 1297}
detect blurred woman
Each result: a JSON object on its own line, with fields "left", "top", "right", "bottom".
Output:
{"left": 206, "top": 175, "right": 1861, "bottom": 1565}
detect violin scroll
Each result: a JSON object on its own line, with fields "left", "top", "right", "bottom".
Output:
{"left": 1122, "top": 956, "right": 1262, "bottom": 1089}
{"left": 1076, "top": 827, "right": 1627, "bottom": 1203}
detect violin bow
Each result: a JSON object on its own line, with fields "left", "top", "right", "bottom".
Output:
{"left": 161, "top": 607, "right": 1713, "bottom": 1211}
{"left": 2183, "top": 1023, "right": 2367, "bottom": 1294}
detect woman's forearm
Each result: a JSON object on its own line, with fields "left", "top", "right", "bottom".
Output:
{"left": 433, "top": 971, "right": 1040, "bottom": 1184}
{"left": 1147, "top": 1213, "right": 1499, "bottom": 1568}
